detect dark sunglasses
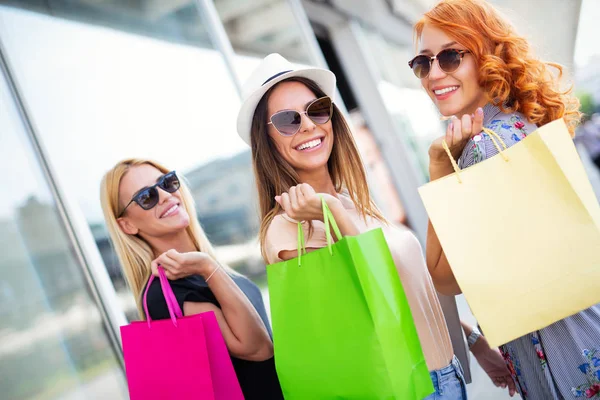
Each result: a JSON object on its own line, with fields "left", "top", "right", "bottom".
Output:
{"left": 118, "top": 171, "right": 180, "bottom": 217}
{"left": 408, "top": 49, "right": 471, "bottom": 79}
{"left": 268, "top": 96, "right": 333, "bottom": 136}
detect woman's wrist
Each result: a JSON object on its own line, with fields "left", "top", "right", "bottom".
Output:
{"left": 205, "top": 262, "right": 223, "bottom": 282}
{"left": 327, "top": 197, "right": 360, "bottom": 237}
{"left": 320, "top": 196, "right": 341, "bottom": 220}
{"left": 195, "top": 254, "right": 219, "bottom": 279}
{"left": 429, "top": 160, "right": 455, "bottom": 180}
{"left": 470, "top": 333, "right": 490, "bottom": 355}
{"left": 326, "top": 197, "right": 345, "bottom": 218}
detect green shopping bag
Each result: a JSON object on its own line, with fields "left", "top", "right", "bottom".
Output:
{"left": 266, "top": 198, "right": 433, "bottom": 399}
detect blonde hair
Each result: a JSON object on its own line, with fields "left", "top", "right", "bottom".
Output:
{"left": 249, "top": 77, "right": 385, "bottom": 260}
{"left": 100, "top": 158, "right": 224, "bottom": 319}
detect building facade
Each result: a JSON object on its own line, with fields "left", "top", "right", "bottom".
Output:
{"left": 0, "top": 0, "right": 582, "bottom": 398}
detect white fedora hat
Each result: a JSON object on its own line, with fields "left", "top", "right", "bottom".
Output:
{"left": 236, "top": 53, "right": 336, "bottom": 146}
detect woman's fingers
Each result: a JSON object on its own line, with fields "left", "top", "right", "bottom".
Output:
{"left": 280, "top": 192, "right": 291, "bottom": 212}
{"left": 299, "top": 183, "right": 316, "bottom": 197}
{"left": 156, "top": 252, "right": 181, "bottom": 277}
{"left": 472, "top": 107, "right": 484, "bottom": 136}
{"left": 461, "top": 113, "right": 472, "bottom": 143}
{"left": 445, "top": 119, "right": 454, "bottom": 145}
{"left": 150, "top": 260, "right": 160, "bottom": 277}
{"left": 451, "top": 116, "right": 462, "bottom": 145}
{"left": 151, "top": 259, "right": 175, "bottom": 280}
{"left": 506, "top": 375, "right": 517, "bottom": 396}
{"left": 289, "top": 186, "right": 299, "bottom": 210}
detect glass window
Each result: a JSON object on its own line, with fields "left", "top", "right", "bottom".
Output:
{"left": 360, "top": 26, "right": 445, "bottom": 182}
{"left": 0, "top": 56, "right": 127, "bottom": 400}
{"left": 214, "top": 0, "right": 315, "bottom": 81}
{"left": 0, "top": 2, "right": 255, "bottom": 321}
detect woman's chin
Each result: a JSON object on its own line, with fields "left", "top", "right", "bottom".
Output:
{"left": 176, "top": 215, "right": 191, "bottom": 229}
{"left": 164, "top": 214, "right": 190, "bottom": 231}
{"left": 437, "top": 103, "right": 462, "bottom": 118}
{"left": 292, "top": 150, "right": 333, "bottom": 172}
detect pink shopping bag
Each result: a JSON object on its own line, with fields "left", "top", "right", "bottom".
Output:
{"left": 120, "top": 267, "right": 244, "bottom": 399}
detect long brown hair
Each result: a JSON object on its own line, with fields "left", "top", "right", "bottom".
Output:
{"left": 250, "top": 77, "right": 384, "bottom": 260}
{"left": 414, "top": 0, "right": 581, "bottom": 135}
{"left": 100, "top": 158, "right": 228, "bottom": 318}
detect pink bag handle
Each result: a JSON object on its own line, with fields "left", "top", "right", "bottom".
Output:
{"left": 143, "top": 266, "right": 184, "bottom": 328}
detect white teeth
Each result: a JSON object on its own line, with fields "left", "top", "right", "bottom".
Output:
{"left": 434, "top": 86, "right": 458, "bottom": 95}
{"left": 296, "top": 138, "right": 322, "bottom": 151}
{"left": 162, "top": 204, "right": 178, "bottom": 218}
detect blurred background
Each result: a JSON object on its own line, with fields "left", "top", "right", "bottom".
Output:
{"left": 0, "top": 0, "right": 598, "bottom": 398}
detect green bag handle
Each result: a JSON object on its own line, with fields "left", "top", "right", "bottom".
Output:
{"left": 297, "top": 222, "right": 306, "bottom": 267}
{"left": 296, "top": 196, "right": 342, "bottom": 266}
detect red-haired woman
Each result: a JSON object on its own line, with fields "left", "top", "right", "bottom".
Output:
{"left": 410, "top": 0, "right": 600, "bottom": 399}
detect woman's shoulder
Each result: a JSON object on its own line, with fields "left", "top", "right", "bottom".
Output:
{"left": 383, "top": 223, "right": 421, "bottom": 250}
{"left": 265, "top": 213, "right": 299, "bottom": 238}
{"left": 337, "top": 191, "right": 356, "bottom": 210}
{"left": 459, "top": 107, "right": 537, "bottom": 168}
{"left": 485, "top": 109, "right": 536, "bottom": 136}
{"left": 231, "top": 274, "right": 262, "bottom": 300}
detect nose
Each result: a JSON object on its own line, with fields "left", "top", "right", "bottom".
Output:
{"left": 157, "top": 186, "right": 173, "bottom": 205}
{"left": 427, "top": 58, "right": 447, "bottom": 80}
{"left": 298, "top": 112, "right": 316, "bottom": 134}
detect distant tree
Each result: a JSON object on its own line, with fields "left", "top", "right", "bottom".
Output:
{"left": 578, "top": 92, "right": 596, "bottom": 122}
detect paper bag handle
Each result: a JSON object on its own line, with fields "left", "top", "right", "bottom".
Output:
{"left": 442, "top": 127, "right": 509, "bottom": 183}
{"left": 296, "top": 196, "right": 342, "bottom": 266}
{"left": 143, "top": 266, "right": 184, "bottom": 328}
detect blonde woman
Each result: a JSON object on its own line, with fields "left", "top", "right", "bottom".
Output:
{"left": 100, "top": 158, "right": 283, "bottom": 400}
{"left": 236, "top": 53, "right": 466, "bottom": 399}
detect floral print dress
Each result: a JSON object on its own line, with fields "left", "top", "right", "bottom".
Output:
{"left": 458, "top": 103, "right": 600, "bottom": 399}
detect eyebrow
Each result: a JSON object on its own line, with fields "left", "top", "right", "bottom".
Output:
{"left": 274, "top": 99, "right": 318, "bottom": 114}
{"left": 419, "top": 41, "right": 458, "bottom": 55}
{"left": 133, "top": 173, "right": 165, "bottom": 197}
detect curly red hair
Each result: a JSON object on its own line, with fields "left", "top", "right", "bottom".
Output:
{"left": 414, "top": 0, "right": 581, "bottom": 136}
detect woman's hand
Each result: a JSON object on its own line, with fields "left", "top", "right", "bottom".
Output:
{"left": 429, "top": 108, "right": 484, "bottom": 179}
{"left": 471, "top": 339, "right": 517, "bottom": 397}
{"left": 151, "top": 249, "right": 217, "bottom": 280}
{"left": 275, "top": 183, "right": 341, "bottom": 222}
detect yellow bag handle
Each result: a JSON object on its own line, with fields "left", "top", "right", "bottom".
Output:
{"left": 441, "top": 127, "right": 509, "bottom": 183}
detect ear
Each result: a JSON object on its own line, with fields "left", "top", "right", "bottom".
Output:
{"left": 117, "top": 217, "right": 139, "bottom": 236}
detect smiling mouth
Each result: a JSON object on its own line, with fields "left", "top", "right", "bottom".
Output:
{"left": 160, "top": 204, "right": 179, "bottom": 218}
{"left": 295, "top": 138, "right": 323, "bottom": 151}
{"left": 434, "top": 86, "right": 459, "bottom": 95}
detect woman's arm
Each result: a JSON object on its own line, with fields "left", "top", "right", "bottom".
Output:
{"left": 461, "top": 320, "right": 516, "bottom": 396}
{"left": 154, "top": 251, "right": 273, "bottom": 361}
{"left": 426, "top": 220, "right": 462, "bottom": 295}
{"left": 425, "top": 112, "right": 484, "bottom": 295}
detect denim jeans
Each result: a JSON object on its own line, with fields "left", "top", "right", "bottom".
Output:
{"left": 423, "top": 356, "right": 468, "bottom": 400}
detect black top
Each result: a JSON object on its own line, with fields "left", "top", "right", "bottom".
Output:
{"left": 146, "top": 273, "right": 283, "bottom": 400}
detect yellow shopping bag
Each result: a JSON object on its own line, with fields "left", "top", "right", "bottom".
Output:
{"left": 419, "top": 119, "right": 600, "bottom": 347}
